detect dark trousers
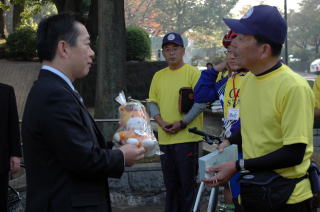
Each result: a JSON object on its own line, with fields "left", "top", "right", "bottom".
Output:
{"left": 160, "top": 142, "right": 199, "bottom": 212}
{"left": 280, "top": 198, "right": 312, "bottom": 212}
{"left": 243, "top": 198, "right": 312, "bottom": 212}
{"left": 0, "top": 172, "right": 9, "bottom": 212}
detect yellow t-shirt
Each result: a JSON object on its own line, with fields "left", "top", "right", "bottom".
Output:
{"left": 223, "top": 71, "right": 247, "bottom": 119}
{"left": 148, "top": 64, "right": 203, "bottom": 145}
{"left": 240, "top": 65, "right": 314, "bottom": 204}
{"left": 216, "top": 71, "right": 229, "bottom": 82}
{"left": 313, "top": 76, "right": 320, "bottom": 108}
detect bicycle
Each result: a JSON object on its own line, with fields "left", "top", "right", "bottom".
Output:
{"left": 189, "top": 127, "right": 235, "bottom": 212}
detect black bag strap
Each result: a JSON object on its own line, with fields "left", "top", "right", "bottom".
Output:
{"left": 238, "top": 170, "right": 306, "bottom": 185}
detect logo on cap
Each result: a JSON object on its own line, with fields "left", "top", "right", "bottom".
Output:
{"left": 167, "top": 34, "right": 176, "bottom": 41}
{"left": 242, "top": 7, "right": 254, "bottom": 19}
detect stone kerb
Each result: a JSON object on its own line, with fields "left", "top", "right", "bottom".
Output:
{"left": 109, "top": 162, "right": 165, "bottom": 208}
{"left": 8, "top": 162, "right": 165, "bottom": 211}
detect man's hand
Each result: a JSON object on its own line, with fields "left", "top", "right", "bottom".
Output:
{"left": 119, "top": 144, "right": 145, "bottom": 167}
{"left": 164, "top": 121, "right": 185, "bottom": 134}
{"left": 159, "top": 121, "right": 173, "bottom": 133}
{"left": 214, "top": 60, "right": 227, "bottom": 72}
{"left": 203, "top": 161, "right": 237, "bottom": 187}
{"left": 10, "top": 156, "right": 21, "bottom": 174}
{"left": 154, "top": 114, "right": 173, "bottom": 133}
{"left": 218, "top": 139, "right": 231, "bottom": 152}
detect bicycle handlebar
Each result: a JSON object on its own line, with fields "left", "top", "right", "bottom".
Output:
{"left": 188, "top": 127, "right": 222, "bottom": 145}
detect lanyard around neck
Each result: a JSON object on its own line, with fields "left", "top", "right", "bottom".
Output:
{"left": 232, "top": 73, "right": 240, "bottom": 108}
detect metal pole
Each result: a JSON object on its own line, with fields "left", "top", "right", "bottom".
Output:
{"left": 284, "top": 0, "right": 288, "bottom": 64}
{"left": 207, "top": 186, "right": 219, "bottom": 212}
{"left": 193, "top": 182, "right": 205, "bottom": 212}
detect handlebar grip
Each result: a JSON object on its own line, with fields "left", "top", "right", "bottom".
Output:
{"left": 188, "top": 127, "right": 207, "bottom": 137}
{"left": 188, "top": 127, "right": 222, "bottom": 144}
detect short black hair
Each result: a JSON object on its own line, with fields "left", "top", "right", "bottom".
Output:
{"left": 37, "top": 14, "right": 83, "bottom": 62}
{"left": 254, "top": 34, "right": 283, "bottom": 57}
{"left": 206, "top": 62, "right": 213, "bottom": 67}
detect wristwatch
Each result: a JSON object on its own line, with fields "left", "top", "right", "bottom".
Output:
{"left": 180, "top": 120, "right": 187, "bottom": 129}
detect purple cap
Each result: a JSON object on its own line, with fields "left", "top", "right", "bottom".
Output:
{"left": 162, "top": 32, "right": 184, "bottom": 48}
{"left": 223, "top": 5, "right": 287, "bottom": 44}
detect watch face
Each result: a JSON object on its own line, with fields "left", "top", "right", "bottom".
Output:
{"left": 240, "top": 169, "right": 250, "bottom": 174}
{"left": 243, "top": 174, "right": 255, "bottom": 180}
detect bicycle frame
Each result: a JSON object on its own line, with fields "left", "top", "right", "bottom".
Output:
{"left": 189, "top": 128, "right": 222, "bottom": 212}
{"left": 193, "top": 181, "right": 219, "bottom": 212}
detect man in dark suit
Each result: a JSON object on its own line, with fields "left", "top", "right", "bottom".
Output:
{"left": 0, "top": 83, "right": 21, "bottom": 212}
{"left": 22, "top": 14, "right": 145, "bottom": 212}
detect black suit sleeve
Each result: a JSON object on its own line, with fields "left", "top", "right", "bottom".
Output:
{"left": 8, "top": 86, "right": 21, "bottom": 157}
{"left": 43, "top": 89, "right": 124, "bottom": 179}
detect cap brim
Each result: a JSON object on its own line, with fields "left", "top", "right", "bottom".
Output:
{"left": 223, "top": 18, "right": 256, "bottom": 35}
{"left": 162, "top": 41, "right": 184, "bottom": 48}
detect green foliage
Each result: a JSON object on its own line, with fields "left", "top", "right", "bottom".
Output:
{"left": 288, "top": 48, "right": 314, "bottom": 72}
{"left": 126, "top": 25, "right": 151, "bottom": 61}
{"left": 190, "top": 28, "right": 226, "bottom": 49}
{"left": 125, "top": 0, "right": 239, "bottom": 50}
{"left": 287, "top": 0, "right": 320, "bottom": 68}
{"left": 81, "top": 0, "right": 91, "bottom": 11}
{"left": 5, "top": 26, "right": 37, "bottom": 60}
{"left": 20, "top": 2, "right": 57, "bottom": 27}
{"left": 153, "top": 0, "right": 238, "bottom": 35}
{"left": 0, "top": 2, "right": 11, "bottom": 11}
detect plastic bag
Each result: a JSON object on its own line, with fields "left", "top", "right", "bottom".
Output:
{"left": 113, "top": 91, "right": 160, "bottom": 157}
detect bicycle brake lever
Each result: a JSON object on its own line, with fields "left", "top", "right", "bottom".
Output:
{"left": 204, "top": 135, "right": 214, "bottom": 145}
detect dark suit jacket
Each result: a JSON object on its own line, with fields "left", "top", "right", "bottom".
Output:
{"left": 0, "top": 83, "right": 21, "bottom": 174}
{"left": 22, "top": 70, "right": 124, "bottom": 212}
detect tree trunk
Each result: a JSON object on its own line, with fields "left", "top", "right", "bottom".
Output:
{"left": 12, "top": 0, "right": 24, "bottom": 30}
{"left": 53, "top": 0, "right": 97, "bottom": 41}
{"left": 95, "top": 0, "right": 126, "bottom": 141}
{"left": 53, "top": 0, "right": 65, "bottom": 13}
{"left": 86, "top": 0, "right": 98, "bottom": 45}
{"left": 53, "top": 0, "right": 81, "bottom": 14}
{"left": 63, "top": 0, "right": 81, "bottom": 13}
{"left": 0, "top": 0, "right": 5, "bottom": 38}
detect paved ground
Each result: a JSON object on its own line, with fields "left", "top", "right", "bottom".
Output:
{"left": 112, "top": 196, "right": 219, "bottom": 212}
{"left": 113, "top": 205, "right": 163, "bottom": 212}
